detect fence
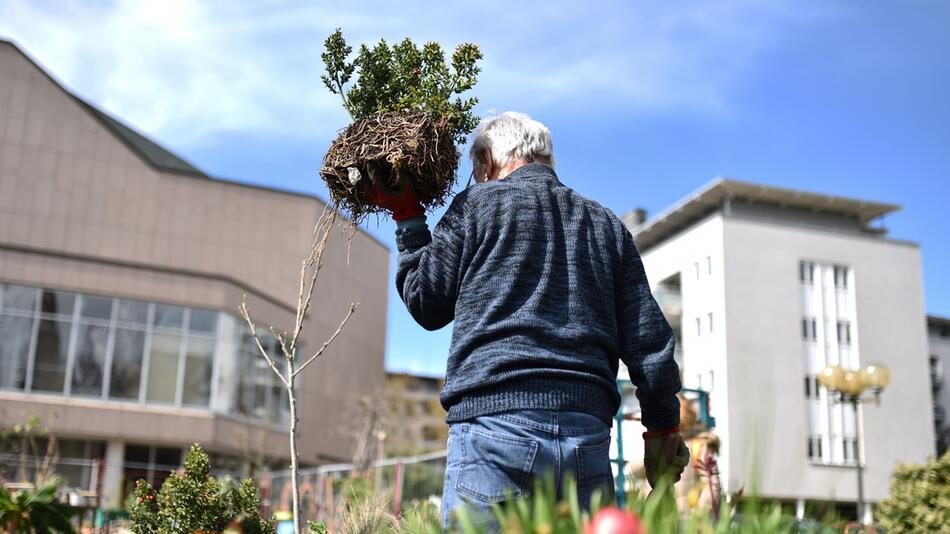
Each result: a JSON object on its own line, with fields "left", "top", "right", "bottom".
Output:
{"left": 262, "top": 449, "right": 447, "bottom": 526}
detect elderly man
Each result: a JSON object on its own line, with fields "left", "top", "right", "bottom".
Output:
{"left": 368, "top": 111, "right": 689, "bottom": 527}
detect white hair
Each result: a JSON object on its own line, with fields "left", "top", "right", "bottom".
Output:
{"left": 469, "top": 111, "right": 555, "bottom": 169}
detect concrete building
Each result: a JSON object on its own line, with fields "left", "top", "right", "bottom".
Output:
{"left": 928, "top": 315, "right": 950, "bottom": 455}
{"left": 384, "top": 372, "right": 448, "bottom": 454}
{"left": 618, "top": 178, "right": 935, "bottom": 521}
{"left": 0, "top": 39, "right": 389, "bottom": 506}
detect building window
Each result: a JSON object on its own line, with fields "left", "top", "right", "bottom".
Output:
{"left": 800, "top": 261, "right": 815, "bottom": 284}
{"left": 32, "top": 319, "right": 72, "bottom": 393}
{"left": 694, "top": 262, "right": 700, "bottom": 280}
{"left": 839, "top": 437, "right": 859, "bottom": 463}
{"left": 146, "top": 333, "right": 181, "bottom": 404}
{"left": 802, "top": 318, "right": 817, "bottom": 341}
{"left": 708, "top": 312, "right": 713, "bottom": 333}
{"left": 123, "top": 444, "right": 181, "bottom": 497}
{"left": 696, "top": 317, "right": 702, "bottom": 337}
{"left": 0, "top": 312, "right": 34, "bottom": 390}
{"left": 1, "top": 437, "right": 104, "bottom": 491}
{"left": 182, "top": 336, "right": 214, "bottom": 406}
{"left": 807, "top": 435, "right": 824, "bottom": 460}
{"left": 931, "top": 356, "right": 944, "bottom": 390}
{"left": 2, "top": 284, "right": 38, "bottom": 311}
{"left": 235, "top": 330, "right": 287, "bottom": 422}
{"left": 804, "top": 375, "right": 823, "bottom": 399}
{"left": 0, "top": 281, "right": 289, "bottom": 424}
{"left": 837, "top": 321, "right": 852, "bottom": 346}
{"left": 70, "top": 323, "right": 109, "bottom": 396}
{"left": 111, "top": 327, "right": 145, "bottom": 400}
{"left": 834, "top": 266, "right": 849, "bottom": 289}
{"left": 706, "top": 256, "right": 712, "bottom": 275}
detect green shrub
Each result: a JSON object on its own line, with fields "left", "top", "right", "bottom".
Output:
{"left": 128, "top": 443, "right": 274, "bottom": 534}
{"left": 877, "top": 450, "right": 950, "bottom": 533}
{"left": 321, "top": 28, "right": 482, "bottom": 144}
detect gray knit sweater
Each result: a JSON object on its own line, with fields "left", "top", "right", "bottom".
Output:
{"left": 395, "top": 163, "right": 680, "bottom": 430}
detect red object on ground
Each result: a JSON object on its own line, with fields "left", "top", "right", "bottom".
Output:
{"left": 586, "top": 508, "right": 646, "bottom": 534}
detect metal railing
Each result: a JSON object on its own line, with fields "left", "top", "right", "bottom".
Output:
{"left": 262, "top": 449, "right": 447, "bottom": 527}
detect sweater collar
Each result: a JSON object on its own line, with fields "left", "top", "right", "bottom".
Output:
{"left": 501, "top": 162, "right": 559, "bottom": 182}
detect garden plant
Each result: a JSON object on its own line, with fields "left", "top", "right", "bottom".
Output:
{"left": 307, "top": 474, "right": 839, "bottom": 534}
{"left": 319, "top": 29, "right": 483, "bottom": 222}
{"left": 128, "top": 444, "right": 273, "bottom": 534}
{"left": 877, "top": 450, "right": 950, "bottom": 533}
{"left": 0, "top": 479, "right": 77, "bottom": 534}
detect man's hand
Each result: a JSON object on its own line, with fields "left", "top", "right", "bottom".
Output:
{"left": 643, "top": 428, "right": 690, "bottom": 488}
{"left": 365, "top": 180, "right": 425, "bottom": 222}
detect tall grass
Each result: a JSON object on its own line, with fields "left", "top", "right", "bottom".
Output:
{"left": 313, "top": 475, "right": 835, "bottom": 533}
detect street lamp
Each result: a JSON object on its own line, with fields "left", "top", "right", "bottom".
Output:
{"left": 817, "top": 362, "right": 891, "bottom": 525}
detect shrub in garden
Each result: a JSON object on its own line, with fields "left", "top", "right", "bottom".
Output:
{"left": 129, "top": 443, "right": 274, "bottom": 534}
{"left": 877, "top": 450, "right": 950, "bottom": 533}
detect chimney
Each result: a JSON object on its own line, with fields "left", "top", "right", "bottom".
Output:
{"left": 633, "top": 208, "right": 648, "bottom": 225}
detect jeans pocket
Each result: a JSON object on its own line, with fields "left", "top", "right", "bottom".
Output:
{"left": 575, "top": 437, "right": 613, "bottom": 497}
{"left": 456, "top": 426, "right": 539, "bottom": 503}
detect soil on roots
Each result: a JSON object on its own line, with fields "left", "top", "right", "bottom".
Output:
{"left": 320, "top": 111, "right": 460, "bottom": 222}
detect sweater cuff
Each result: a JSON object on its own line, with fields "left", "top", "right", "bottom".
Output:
{"left": 639, "top": 394, "right": 681, "bottom": 432}
{"left": 395, "top": 215, "right": 427, "bottom": 231}
{"left": 643, "top": 427, "right": 681, "bottom": 439}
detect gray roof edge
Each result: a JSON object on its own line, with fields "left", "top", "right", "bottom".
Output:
{"left": 929, "top": 315, "right": 950, "bottom": 329}
{"left": 715, "top": 176, "right": 902, "bottom": 215}
{"left": 69, "top": 96, "right": 208, "bottom": 177}
{"left": 629, "top": 176, "right": 727, "bottom": 235}
{"left": 633, "top": 176, "right": 901, "bottom": 243}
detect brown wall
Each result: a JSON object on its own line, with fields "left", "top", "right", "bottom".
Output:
{"left": 0, "top": 41, "right": 389, "bottom": 464}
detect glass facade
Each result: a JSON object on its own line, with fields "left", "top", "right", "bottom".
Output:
{"left": 0, "top": 437, "right": 105, "bottom": 489}
{"left": 0, "top": 282, "right": 288, "bottom": 425}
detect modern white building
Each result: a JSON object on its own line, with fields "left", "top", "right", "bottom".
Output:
{"left": 616, "top": 178, "right": 935, "bottom": 521}
{"left": 928, "top": 316, "right": 950, "bottom": 455}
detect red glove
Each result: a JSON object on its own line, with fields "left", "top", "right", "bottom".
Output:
{"left": 365, "top": 181, "right": 425, "bottom": 221}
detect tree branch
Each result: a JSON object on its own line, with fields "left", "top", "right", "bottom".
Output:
{"left": 290, "top": 207, "right": 336, "bottom": 353}
{"left": 239, "top": 297, "right": 290, "bottom": 388}
{"left": 294, "top": 302, "right": 359, "bottom": 377}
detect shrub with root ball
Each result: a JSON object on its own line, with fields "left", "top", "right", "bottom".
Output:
{"left": 321, "top": 111, "right": 458, "bottom": 221}
{"left": 319, "top": 29, "right": 482, "bottom": 223}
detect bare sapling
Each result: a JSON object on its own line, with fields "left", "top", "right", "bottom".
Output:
{"left": 238, "top": 206, "right": 359, "bottom": 533}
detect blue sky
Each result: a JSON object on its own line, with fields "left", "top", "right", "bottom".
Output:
{"left": 2, "top": 1, "right": 948, "bottom": 376}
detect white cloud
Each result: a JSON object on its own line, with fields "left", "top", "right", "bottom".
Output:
{"left": 0, "top": 0, "right": 837, "bottom": 147}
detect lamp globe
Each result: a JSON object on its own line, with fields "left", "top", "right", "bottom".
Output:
{"left": 863, "top": 362, "right": 891, "bottom": 391}
{"left": 840, "top": 371, "right": 867, "bottom": 397}
{"left": 817, "top": 365, "right": 844, "bottom": 391}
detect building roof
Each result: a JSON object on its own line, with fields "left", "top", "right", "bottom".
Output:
{"left": 929, "top": 315, "right": 950, "bottom": 331}
{"left": 73, "top": 98, "right": 208, "bottom": 177}
{"left": 2, "top": 38, "right": 392, "bottom": 251}
{"left": 0, "top": 39, "right": 208, "bottom": 178}
{"left": 630, "top": 177, "right": 901, "bottom": 252}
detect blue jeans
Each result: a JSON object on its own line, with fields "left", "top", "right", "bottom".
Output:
{"left": 441, "top": 409, "right": 615, "bottom": 531}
